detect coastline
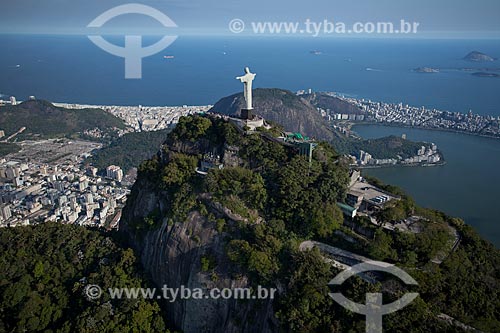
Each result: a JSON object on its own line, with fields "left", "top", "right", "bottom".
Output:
{"left": 356, "top": 160, "right": 447, "bottom": 169}
{"left": 349, "top": 120, "right": 500, "bottom": 141}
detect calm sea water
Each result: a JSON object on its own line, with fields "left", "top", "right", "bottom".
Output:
{"left": 1, "top": 35, "right": 500, "bottom": 115}
{"left": 353, "top": 124, "right": 500, "bottom": 247}
{"left": 1, "top": 34, "right": 499, "bottom": 246}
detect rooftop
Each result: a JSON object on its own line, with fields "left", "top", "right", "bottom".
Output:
{"left": 349, "top": 179, "right": 398, "bottom": 206}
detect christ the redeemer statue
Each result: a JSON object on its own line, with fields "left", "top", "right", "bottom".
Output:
{"left": 236, "top": 67, "right": 256, "bottom": 110}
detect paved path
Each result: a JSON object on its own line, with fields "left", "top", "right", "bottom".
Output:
{"left": 299, "top": 240, "right": 393, "bottom": 268}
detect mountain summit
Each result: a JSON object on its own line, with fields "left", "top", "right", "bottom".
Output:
{"left": 210, "top": 88, "right": 334, "bottom": 141}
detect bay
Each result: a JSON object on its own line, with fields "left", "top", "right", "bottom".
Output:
{"left": 353, "top": 124, "right": 500, "bottom": 247}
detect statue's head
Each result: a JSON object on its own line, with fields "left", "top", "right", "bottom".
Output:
{"left": 245, "top": 67, "right": 250, "bottom": 74}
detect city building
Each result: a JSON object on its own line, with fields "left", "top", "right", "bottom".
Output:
{"left": 337, "top": 202, "right": 358, "bottom": 219}
{"left": 106, "top": 165, "right": 123, "bottom": 182}
{"left": 359, "top": 150, "right": 372, "bottom": 165}
{"left": 0, "top": 204, "right": 12, "bottom": 221}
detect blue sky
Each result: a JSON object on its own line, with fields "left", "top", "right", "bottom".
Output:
{"left": 1, "top": 0, "right": 500, "bottom": 37}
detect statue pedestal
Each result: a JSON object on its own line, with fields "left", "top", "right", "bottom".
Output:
{"left": 241, "top": 108, "right": 254, "bottom": 120}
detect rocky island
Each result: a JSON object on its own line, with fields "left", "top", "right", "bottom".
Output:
{"left": 463, "top": 51, "right": 496, "bottom": 62}
{"left": 471, "top": 72, "right": 500, "bottom": 78}
{"left": 413, "top": 67, "right": 440, "bottom": 73}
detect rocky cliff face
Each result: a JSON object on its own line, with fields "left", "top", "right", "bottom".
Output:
{"left": 210, "top": 88, "right": 335, "bottom": 141}
{"left": 120, "top": 151, "right": 277, "bottom": 333}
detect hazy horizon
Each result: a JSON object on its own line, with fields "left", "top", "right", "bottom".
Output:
{"left": 1, "top": 0, "right": 500, "bottom": 38}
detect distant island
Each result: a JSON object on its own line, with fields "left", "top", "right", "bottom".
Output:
{"left": 472, "top": 72, "right": 500, "bottom": 78}
{"left": 411, "top": 65, "right": 500, "bottom": 78}
{"left": 463, "top": 51, "right": 496, "bottom": 62}
{"left": 414, "top": 67, "right": 439, "bottom": 73}
{"left": 411, "top": 66, "right": 500, "bottom": 76}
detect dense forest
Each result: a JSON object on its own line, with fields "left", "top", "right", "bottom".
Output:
{"left": 0, "top": 100, "right": 126, "bottom": 141}
{"left": 129, "top": 115, "right": 499, "bottom": 332}
{"left": 328, "top": 133, "right": 437, "bottom": 160}
{"left": 0, "top": 142, "right": 20, "bottom": 157}
{"left": 88, "top": 128, "right": 172, "bottom": 173}
{"left": 0, "top": 224, "right": 170, "bottom": 333}
{"left": 1, "top": 115, "right": 497, "bottom": 332}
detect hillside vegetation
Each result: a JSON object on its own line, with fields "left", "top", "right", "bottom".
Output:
{"left": 304, "top": 92, "right": 363, "bottom": 115}
{"left": 211, "top": 89, "right": 438, "bottom": 160}
{"left": 0, "top": 100, "right": 126, "bottom": 141}
{"left": 0, "top": 223, "right": 170, "bottom": 333}
{"left": 88, "top": 128, "right": 172, "bottom": 173}
{"left": 338, "top": 135, "right": 435, "bottom": 159}
{"left": 124, "top": 115, "right": 499, "bottom": 332}
{"left": 0, "top": 142, "right": 21, "bottom": 157}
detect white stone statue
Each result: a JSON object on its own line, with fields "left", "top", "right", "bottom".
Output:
{"left": 236, "top": 67, "right": 256, "bottom": 110}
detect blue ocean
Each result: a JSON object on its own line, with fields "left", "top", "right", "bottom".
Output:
{"left": 1, "top": 34, "right": 500, "bottom": 246}
{"left": 1, "top": 35, "right": 500, "bottom": 115}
